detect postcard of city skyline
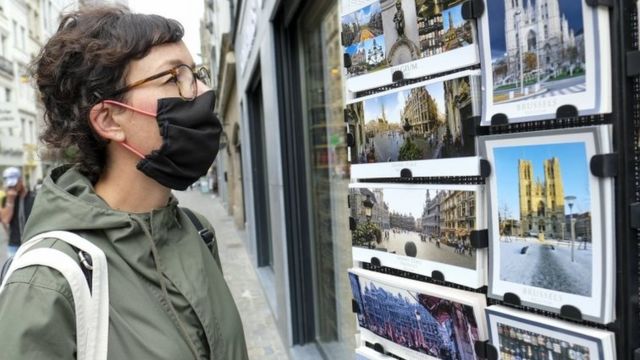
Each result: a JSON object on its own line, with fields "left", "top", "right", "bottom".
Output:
{"left": 415, "top": 0, "right": 473, "bottom": 57}
{"left": 350, "top": 272, "right": 480, "bottom": 359}
{"left": 354, "top": 77, "right": 474, "bottom": 163}
{"left": 350, "top": 186, "right": 478, "bottom": 270}
{"left": 486, "top": 0, "right": 587, "bottom": 104}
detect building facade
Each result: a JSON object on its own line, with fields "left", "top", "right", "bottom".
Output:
{"left": 403, "top": 86, "right": 439, "bottom": 135}
{"left": 421, "top": 190, "right": 442, "bottom": 237}
{"left": 416, "top": 0, "right": 444, "bottom": 57}
{"left": 201, "top": 0, "right": 246, "bottom": 228}
{"left": 360, "top": 282, "right": 446, "bottom": 351}
{"left": 439, "top": 191, "right": 475, "bottom": 245}
{"left": 0, "top": 0, "right": 73, "bottom": 187}
{"left": 349, "top": 188, "right": 391, "bottom": 234}
{"left": 503, "top": 0, "right": 579, "bottom": 85}
{"left": 390, "top": 210, "right": 416, "bottom": 232}
{"left": 518, "top": 157, "right": 565, "bottom": 238}
{"left": 204, "top": 0, "right": 355, "bottom": 358}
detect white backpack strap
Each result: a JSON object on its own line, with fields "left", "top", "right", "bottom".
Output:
{"left": 0, "top": 248, "right": 91, "bottom": 360}
{"left": 0, "top": 231, "right": 109, "bottom": 360}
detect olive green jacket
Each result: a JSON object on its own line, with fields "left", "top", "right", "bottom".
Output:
{"left": 0, "top": 166, "right": 248, "bottom": 359}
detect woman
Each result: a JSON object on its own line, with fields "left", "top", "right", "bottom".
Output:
{"left": 0, "top": 6, "right": 248, "bottom": 359}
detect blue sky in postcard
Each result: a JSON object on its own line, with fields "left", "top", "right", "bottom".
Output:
{"left": 493, "top": 141, "right": 591, "bottom": 219}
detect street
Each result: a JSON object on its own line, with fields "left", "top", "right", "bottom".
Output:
{"left": 528, "top": 76, "right": 586, "bottom": 99}
{"left": 376, "top": 230, "right": 476, "bottom": 270}
{"left": 365, "top": 132, "right": 403, "bottom": 162}
{"left": 500, "top": 237, "right": 592, "bottom": 297}
{"left": 362, "top": 129, "right": 449, "bottom": 163}
{"left": 494, "top": 75, "right": 586, "bottom": 103}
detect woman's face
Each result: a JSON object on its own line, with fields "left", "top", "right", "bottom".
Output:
{"left": 115, "top": 40, "right": 210, "bottom": 156}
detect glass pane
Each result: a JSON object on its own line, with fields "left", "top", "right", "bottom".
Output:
{"left": 299, "top": 3, "right": 354, "bottom": 358}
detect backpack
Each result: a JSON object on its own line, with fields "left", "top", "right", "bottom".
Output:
{"left": 0, "top": 208, "right": 215, "bottom": 360}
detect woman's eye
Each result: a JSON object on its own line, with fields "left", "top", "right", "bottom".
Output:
{"left": 165, "top": 76, "right": 178, "bottom": 84}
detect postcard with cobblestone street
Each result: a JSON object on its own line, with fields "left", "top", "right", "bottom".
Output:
{"left": 349, "top": 183, "right": 486, "bottom": 288}
{"left": 347, "top": 73, "right": 479, "bottom": 167}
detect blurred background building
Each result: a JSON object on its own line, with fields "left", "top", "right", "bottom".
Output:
{"left": 1, "top": 0, "right": 353, "bottom": 357}
{"left": 202, "top": 0, "right": 353, "bottom": 358}
{"left": 0, "top": 0, "right": 79, "bottom": 188}
{"left": 0, "top": 0, "right": 129, "bottom": 189}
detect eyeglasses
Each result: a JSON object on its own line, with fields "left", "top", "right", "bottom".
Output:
{"left": 109, "top": 64, "right": 211, "bottom": 101}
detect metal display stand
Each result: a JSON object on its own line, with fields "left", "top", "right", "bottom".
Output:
{"left": 346, "top": 0, "right": 640, "bottom": 358}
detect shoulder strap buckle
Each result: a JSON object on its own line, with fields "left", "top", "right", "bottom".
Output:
{"left": 181, "top": 207, "right": 217, "bottom": 251}
{"left": 198, "top": 228, "right": 215, "bottom": 249}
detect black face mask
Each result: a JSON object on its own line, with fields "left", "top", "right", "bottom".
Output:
{"left": 133, "top": 91, "right": 221, "bottom": 190}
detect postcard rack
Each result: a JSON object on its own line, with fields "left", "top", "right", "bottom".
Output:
{"left": 343, "top": 0, "right": 640, "bottom": 358}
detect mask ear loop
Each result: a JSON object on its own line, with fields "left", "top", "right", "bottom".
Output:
{"left": 119, "top": 142, "right": 146, "bottom": 159}
{"left": 101, "top": 100, "right": 157, "bottom": 159}
{"left": 102, "top": 99, "right": 157, "bottom": 117}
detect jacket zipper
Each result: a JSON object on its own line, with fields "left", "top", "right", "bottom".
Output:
{"left": 141, "top": 216, "right": 202, "bottom": 359}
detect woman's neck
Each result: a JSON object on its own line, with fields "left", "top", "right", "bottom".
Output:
{"left": 94, "top": 157, "right": 171, "bottom": 214}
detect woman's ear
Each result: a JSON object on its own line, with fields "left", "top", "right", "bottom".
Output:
{"left": 89, "top": 102, "right": 126, "bottom": 142}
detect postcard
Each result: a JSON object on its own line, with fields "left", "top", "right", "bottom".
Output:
{"left": 349, "top": 183, "right": 486, "bottom": 288}
{"left": 342, "top": 0, "right": 479, "bottom": 104}
{"left": 479, "top": 126, "right": 615, "bottom": 323}
{"left": 347, "top": 71, "right": 482, "bottom": 179}
{"left": 486, "top": 305, "right": 616, "bottom": 360}
{"left": 477, "top": 0, "right": 611, "bottom": 123}
{"left": 350, "top": 267, "right": 487, "bottom": 360}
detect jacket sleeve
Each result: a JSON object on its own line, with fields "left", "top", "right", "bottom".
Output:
{"left": 0, "top": 281, "right": 76, "bottom": 359}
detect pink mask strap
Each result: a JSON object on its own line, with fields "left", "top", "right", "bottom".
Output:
{"left": 119, "top": 141, "right": 146, "bottom": 159}
{"left": 102, "top": 99, "right": 157, "bottom": 118}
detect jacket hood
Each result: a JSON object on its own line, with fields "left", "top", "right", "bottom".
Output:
{"left": 22, "top": 165, "right": 177, "bottom": 241}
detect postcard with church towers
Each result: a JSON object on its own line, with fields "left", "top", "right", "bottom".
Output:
{"left": 341, "top": 0, "right": 479, "bottom": 104}
{"left": 346, "top": 72, "right": 483, "bottom": 179}
{"left": 478, "top": 125, "right": 615, "bottom": 324}
{"left": 348, "top": 182, "right": 486, "bottom": 288}
{"left": 349, "top": 267, "right": 488, "bottom": 360}
{"left": 477, "top": 0, "right": 612, "bottom": 124}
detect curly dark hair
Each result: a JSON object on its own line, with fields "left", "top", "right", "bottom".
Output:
{"left": 33, "top": 6, "right": 184, "bottom": 183}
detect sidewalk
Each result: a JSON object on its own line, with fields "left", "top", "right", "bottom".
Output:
{"left": 174, "top": 189, "right": 289, "bottom": 360}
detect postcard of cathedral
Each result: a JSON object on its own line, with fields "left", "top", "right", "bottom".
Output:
{"left": 341, "top": 0, "right": 479, "bottom": 104}
{"left": 346, "top": 72, "right": 483, "bottom": 179}
{"left": 348, "top": 182, "right": 486, "bottom": 288}
{"left": 478, "top": 125, "right": 615, "bottom": 324}
{"left": 486, "top": 305, "right": 617, "bottom": 360}
{"left": 477, "top": 0, "right": 612, "bottom": 124}
{"left": 349, "top": 267, "right": 488, "bottom": 360}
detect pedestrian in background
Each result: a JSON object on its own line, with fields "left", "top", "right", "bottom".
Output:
{"left": 0, "top": 167, "right": 36, "bottom": 257}
{"left": 0, "top": 6, "right": 247, "bottom": 360}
